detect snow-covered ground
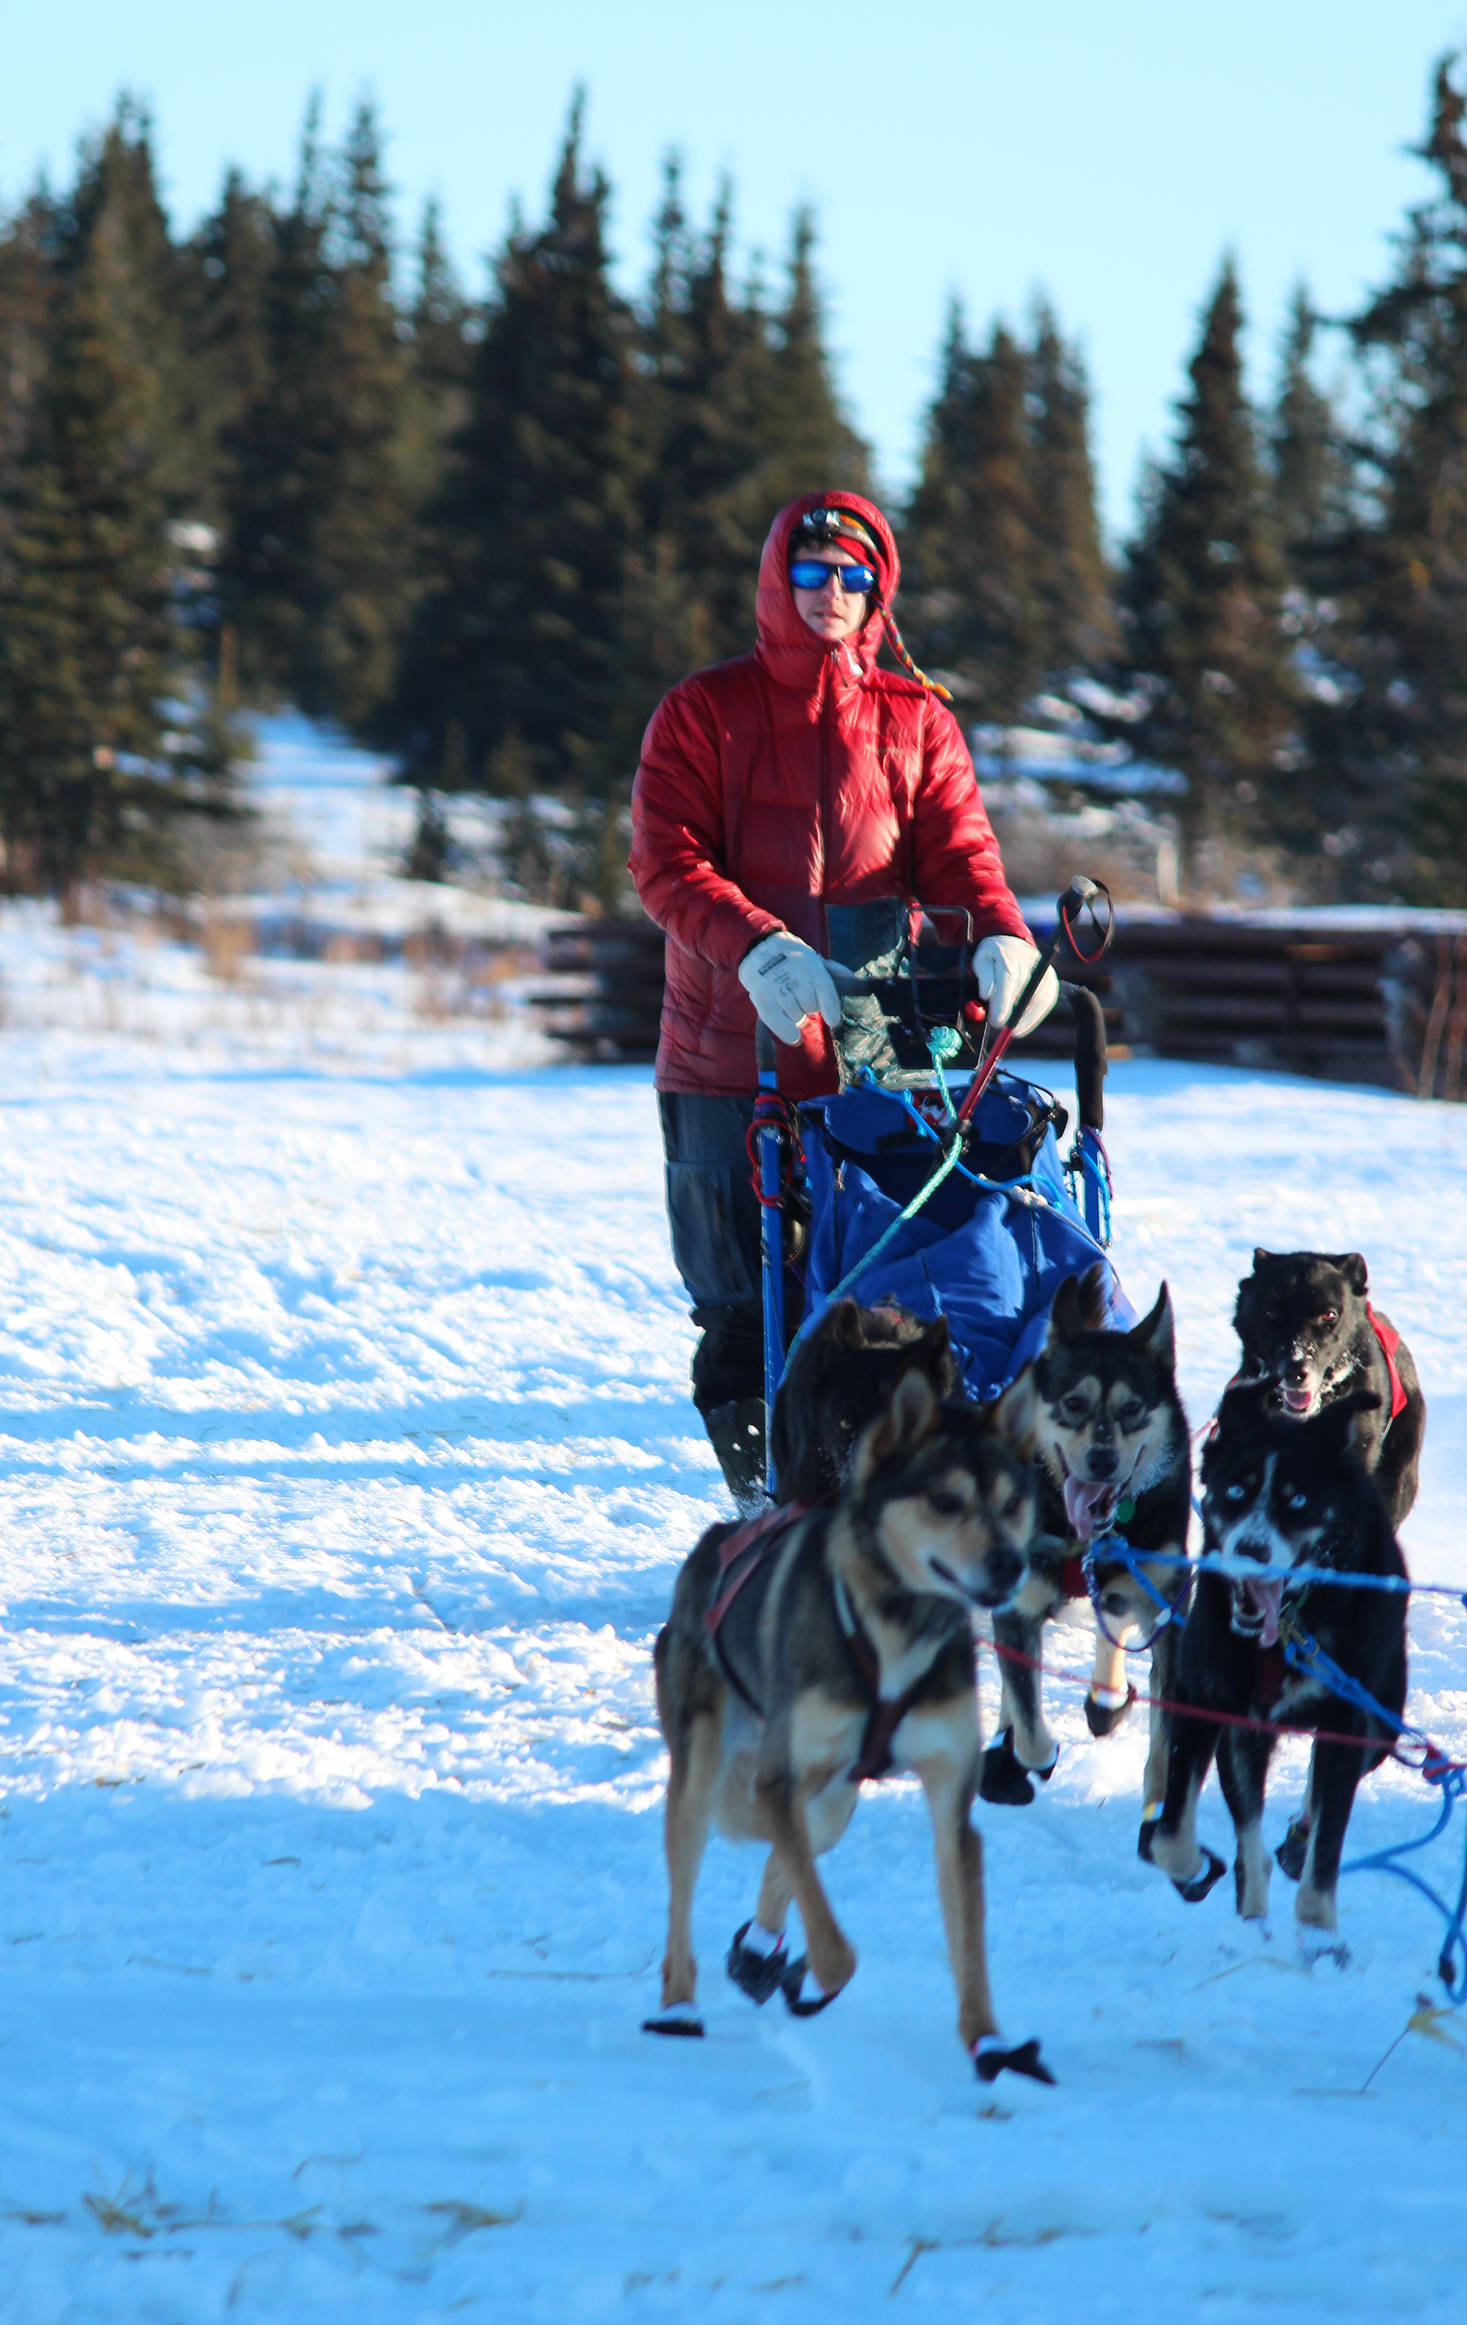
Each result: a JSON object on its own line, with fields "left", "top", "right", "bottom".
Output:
{"left": 235, "top": 714, "right": 557, "bottom": 946}
{"left": 0, "top": 936, "right": 1465, "bottom": 2320}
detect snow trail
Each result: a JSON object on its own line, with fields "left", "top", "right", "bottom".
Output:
{"left": 0, "top": 963, "right": 1464, "bottom": 2318}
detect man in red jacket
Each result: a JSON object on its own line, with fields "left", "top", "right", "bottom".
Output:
{"left": 630, "top": 490, "right": 1056, "bottom": 1505}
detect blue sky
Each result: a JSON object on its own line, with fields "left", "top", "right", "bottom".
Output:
{"left": 5, "top": 0, "right": 1465, "bottom": 542}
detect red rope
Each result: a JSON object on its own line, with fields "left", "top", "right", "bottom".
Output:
{"left": 745, "top": 1096, "right": 801, "bottom": 1208}
{"left": 983, "top": 1633, "right": 1461, "bottom": 1775}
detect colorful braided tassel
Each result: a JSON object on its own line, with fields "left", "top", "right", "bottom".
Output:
{"left": 880, "top": 609, "right": 953, "bottom": 701}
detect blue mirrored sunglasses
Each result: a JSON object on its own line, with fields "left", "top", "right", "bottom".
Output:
{"left": 788, "top": 558, "right": 878, "bottom": 594}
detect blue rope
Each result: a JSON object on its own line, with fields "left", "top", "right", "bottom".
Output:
{"left": 1079, "top": 1547, "right": 1467, "bottom": 1994}
{"left": 1080, "top": 1542, "right": 1467, "bottom": 1607}
{"left": 1280, "top": 1623, "right": 1467, "bottom": 2002}
{"left": 1083, "top": 1532, "right": 1189, "bottom": 1652}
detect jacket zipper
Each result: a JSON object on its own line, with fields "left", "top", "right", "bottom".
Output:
{"left": 817, "top": 650, "right": 838, "bottom": 954}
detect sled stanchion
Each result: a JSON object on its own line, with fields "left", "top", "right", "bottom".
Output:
{"left": 754, "top": 1025, "right": 785, "bottom": 1500}
{"left": 953, "top": 877, "right": 1112, "bottom": 1133}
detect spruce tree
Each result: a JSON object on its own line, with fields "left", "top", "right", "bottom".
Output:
{"left": 179, "top": 167, "right": 275, "bottom": 533}
{"left": 0, "top": 186, "right": 57, "bottom": 532}
{"left": 1334, "top": 57, "right": 1467, "bottom": 900}
{"left": 1026, "top": 300, "right": 1115, "bottom": 673}
{"left": 904, "top": 308, "right": 1042, "bottom": 721}
{"left": 1120, "top": 258, "right": 1294, "bottom": 879}
{"left": 407, "top": 196, "right": 473, "bottom": 461}
{"left": 0, "top": 140, "right": 235, "bottom": 897}
{"left": 1271, "top": 285, "right": 1351, "bottom": 579}
{"left": 377, "top": 98, "right": 639, "bottom": 801}
{"left": 64, "top": 98, "right": 200, "bottom": 510}
{"left": 310, "top": 98, "right": 417, "bottom": 726}
{"left": 749, "top": 209, "right": 869, "bottom": 512}
{"left": 217, "top": 99, "right": 416, "bottom": 730}
{"left": 631, "top": 164, "right": 770, "bottom": 677}
{"left": 217, "top": 96, "right": 334, "bottom": 708}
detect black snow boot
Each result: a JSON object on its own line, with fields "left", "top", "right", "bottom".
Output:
{"left": 706, "top": 1398, "right": 767, "bottom": 1514}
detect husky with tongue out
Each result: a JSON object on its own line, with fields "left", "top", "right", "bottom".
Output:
{"left": 982, "top": 1265, "right": 1192, "bottom": 1835}
{"left": 1147, "top": 1382, "right": 1407, "bottom": 1951}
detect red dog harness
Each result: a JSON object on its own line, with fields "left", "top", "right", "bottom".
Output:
{"left": 703, "top": 1502, "right": 810, "bottom": 1642}
{"left": 1366, "top": 1304, "right": 1409, "bottom": 1423}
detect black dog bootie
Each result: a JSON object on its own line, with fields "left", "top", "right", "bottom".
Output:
{"left": 979, "top": 1727, "right": 1058, "bottom": 1807}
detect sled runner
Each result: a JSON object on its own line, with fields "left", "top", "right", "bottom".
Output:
{"left": 754, "top": 878, "right": 1132, "bottom": 1498}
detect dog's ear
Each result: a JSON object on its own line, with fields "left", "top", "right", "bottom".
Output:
{"left": 1131, "top": 1282, "right": 1175, "bottom": 1372}
{"left": 1077, "top": 1261, "right": 1110, "bottom": 1332}
{"left": 1045, "top": 1275, "right": 1085, "bottom": 1346}
{"left": 1252, "top": 1248, "right": 1276, "bottom": 1272}
{"left": 989, "top": 1367, "right": 1038, "bottom": 1461}
{"left": 821, "top": 1300, "right": 864, "bottom": 1355}
{"left": 1330, "top": 1253, "right": 1369, "bottom": 1296}
{"left": 852, "top": 1369, "right": 939, "bottom": 1484}
{"left": 919, "top": 1314, "right": 961, "bottom": 1394}
{"left": 1204, "top": 1378, "right": 1270, "bottom": 1475}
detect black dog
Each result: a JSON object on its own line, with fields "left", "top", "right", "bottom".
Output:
{"left": 1146, "top": 1383, "right": 1407, "bottom": 1956}
{"left": 769, "top": 1299, "right": 960, "bottom": 1503}
{"left": 1233, "top": 1249, "right": 1425, "bottom": 1526}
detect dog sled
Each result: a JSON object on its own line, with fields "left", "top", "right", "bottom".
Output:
{"left": 754, "top": 878, "right": 1132, "bottom": 1495}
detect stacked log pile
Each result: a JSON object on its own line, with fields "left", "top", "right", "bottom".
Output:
{"left": 534, "top": 911, "right": 1467, "bottom": 1099}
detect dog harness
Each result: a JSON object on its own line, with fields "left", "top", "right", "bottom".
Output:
{"left": 830, "top": 1573, "right": 947, "bottom": 1784}
{"left": 1366, "top": 1304, "right": 1409, "bottom": 1423}
{"left": 702, "top": 1502, "right": 811, "bottom": 1711}
{"left": 700, "top": 1502, "right": 944, "bottom": 1783}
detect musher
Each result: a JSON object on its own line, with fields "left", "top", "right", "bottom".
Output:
{"left": 629, "top": 490, "right": 1058, "bottom": 1507}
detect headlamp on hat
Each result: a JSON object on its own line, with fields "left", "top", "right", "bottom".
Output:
{"left": 791, "top": 506, "right": 881, "bottom": 567}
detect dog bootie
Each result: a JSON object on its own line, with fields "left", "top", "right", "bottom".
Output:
{"left": 1084, "top": 1682, "right": 1136, "bottom": 1738}
{"left": 979, "top": 1728, "right": 1057, "bottom": 1807}
{"left": 642, "top": 2000, "right": 705, "bottom": 2038}
{"left": 726, "top": 1919, "right": 789, "bottom": 2007}
{"left": 706, "top": 1398, "right": 767, "bottom": 1515}
{"left": 1275, "top": 1814, "right": 1311, "bottom": 1882}
{"left": 1172, "top": 1844, "right": 1226, "bottom": 1904}
{"left": 972, "top": 2033, "right": 1057, "bottom": 2086}
{"left": 781, "top": 1957, "right": 841, "bottom": 2017}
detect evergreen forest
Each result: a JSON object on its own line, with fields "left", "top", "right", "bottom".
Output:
{"left": 5, "top": 65, "right": 1467, "bottom": 906}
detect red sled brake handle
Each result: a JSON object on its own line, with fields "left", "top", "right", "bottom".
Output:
{"left": 953, "top": 1021, "right": 1014, "bottom": 1128}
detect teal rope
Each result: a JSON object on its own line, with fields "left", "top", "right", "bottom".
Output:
{"left": 822, "top": 1034, "right": 976, "bottom": 1306}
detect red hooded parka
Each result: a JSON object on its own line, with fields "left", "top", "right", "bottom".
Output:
{"left": 628, "top": 490, "right": 1029, "bottom": 1100}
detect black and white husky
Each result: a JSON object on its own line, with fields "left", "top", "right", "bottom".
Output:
{"left": 1147, "top": 1384, "right": 1407, "bottom": 1955}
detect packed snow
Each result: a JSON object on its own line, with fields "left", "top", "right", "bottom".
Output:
{"left": 0, "top": 914, "right": 1464, "bottom": 2320}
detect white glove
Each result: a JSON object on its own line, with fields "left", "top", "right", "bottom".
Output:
{"left": 738, "top": 932, "right": 844, "bottom": 1046}
{"left": 973, "top": 934, "right": 1060, "bottom": 1039}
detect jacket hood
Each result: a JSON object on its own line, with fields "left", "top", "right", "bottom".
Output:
{"left": 755, "top": 491, "right": 901, "bottom": 693}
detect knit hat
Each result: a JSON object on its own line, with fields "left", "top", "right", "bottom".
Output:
{"left": 789, "top": 505, "right": 883, "bottom": 567}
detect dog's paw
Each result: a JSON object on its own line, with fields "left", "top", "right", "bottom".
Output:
{"left": 725, "top": 1920, "right": 789, "bottom": 2007}
{"left": 979, "top": 1729, "right": 1055, "bottom": 1806}
{"left": 1085, "top": 1683, "right": 1136, "bottom": 1738}
{"left": 781, "top": 1957, "right": 841, "bottom": 2017}
{"left": 642, "top": 2001, "right": 705, "bottom": 2038}
{"left": 1296, "top": 1926, "right": 1350, "bottom": 1971}
{"left": 1172, "top": 1845, "right": 1227, "bottom": 1905}
{"left": 972, "top": 2033, "right": 1057, "bottom": 2087}
{"left": 1275, "top": 1814, "right": 1310, "bottom": 1882}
